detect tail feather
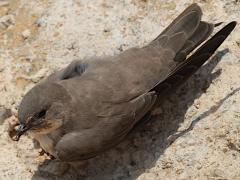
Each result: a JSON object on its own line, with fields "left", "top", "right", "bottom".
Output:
{"left": 158, "top": 3, "right": 202, "bottom": 37}
{"left": 151, "top": 21, "right": 237, "bottom": 94}
{"left": 175, "top": 21, "right": 214, "bottom": 62}
{"left": 150, "top": 4, "right": 202, "bottom": 56}
{"left": 163, "top": 11, "right": 201, "bottom": 38}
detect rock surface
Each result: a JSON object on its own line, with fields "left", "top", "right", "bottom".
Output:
{"left": 0, "top": 106, "right": 11, "bottom": 124}
{"left": 0, "top": 0, "right": 239, "bottom": 179}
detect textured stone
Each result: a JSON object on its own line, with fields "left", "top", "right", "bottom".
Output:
{"left": 21, "top": 29, "right": 31, "bottom": 39}
{"left": 0, "top": 14, "right": 15, "bottom": 29}
{"left": 0, "top": 106, "right": 11, "bottom": 125}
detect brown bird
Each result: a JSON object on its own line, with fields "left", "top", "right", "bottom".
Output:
{"left": 15, "top": 4, "right": 236, "bottom": 162}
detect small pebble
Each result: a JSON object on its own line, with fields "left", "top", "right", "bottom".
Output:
{"left": 0, "top": 1, "right": 9, "bottom": 7}
{"left": 22, "top": 29, "right": 31, "bottom": 39}
{"left": 212, "top": 169, "right": 225, "bottom": 177}
{"left": 196, "top": 164, "right": 202, "bottom": 170}
{"left": 35, "top": 18, "right": 46, "bottom": 27}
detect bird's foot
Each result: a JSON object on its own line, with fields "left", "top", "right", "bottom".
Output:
{"left": 38, "top": 148, "right": 56, "bottom": 160}
{"left": 7, "top": 116, "right": 20, "bottom": 141}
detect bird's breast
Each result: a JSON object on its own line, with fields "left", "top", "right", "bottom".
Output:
{"left": 29, "top": 132, "right": 56, "bottom": 157}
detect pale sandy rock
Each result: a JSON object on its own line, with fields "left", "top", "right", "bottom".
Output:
{"left": 21, "top": 29, "right": 31, "bottom": 39}
{"left": 0, "top": 0, "right": 239, "bottom": 179}
{"left": 0, "top": 1, "right": 9, "bottom": 7}
{"left": 0, "top": 106, "right": 11, "bottom": 124}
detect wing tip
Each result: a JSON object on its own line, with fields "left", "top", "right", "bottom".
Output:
{"left": 215, "top": 21, "right": 237, "bottom": 39}
{"left": 215, "top": 21, "right": 237, "bottom": 28}
{"left": 189, "top": 3, "right": 202, "bottom": 13}
{"left": 229, "top": 21, "right": 237, "bottom": 28}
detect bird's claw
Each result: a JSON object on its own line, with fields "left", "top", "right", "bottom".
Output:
{"left": 7, "top": 116, "right": 20, "bottom": 141}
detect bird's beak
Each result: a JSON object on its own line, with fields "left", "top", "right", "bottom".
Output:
{"left": 13, "top": 123, "right": 30, "bottom": 141}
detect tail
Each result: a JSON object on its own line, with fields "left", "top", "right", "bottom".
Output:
{"left": 151, "top": 21, "right": 237, "bottom": 94}
{"left": 150, "top": 3, "right": 214, "bottom": 62}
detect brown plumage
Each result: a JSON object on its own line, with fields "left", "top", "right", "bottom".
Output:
{"left": 16, "top": 4, "right": 236, "bottom": 162}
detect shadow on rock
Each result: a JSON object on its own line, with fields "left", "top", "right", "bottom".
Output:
{"left": 32, "top": 49, "right": 239, "bottom": 180}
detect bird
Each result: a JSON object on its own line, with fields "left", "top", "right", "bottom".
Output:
{"left": 14, "top": 3, "right": 236, "bottom": 162}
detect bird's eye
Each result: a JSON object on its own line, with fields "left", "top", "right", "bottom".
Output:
{"left": 37, "top": 109, "right": 47, "bottom": 119}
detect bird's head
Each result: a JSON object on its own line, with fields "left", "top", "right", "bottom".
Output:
{"left": 15, "top": 82, "right": 70, "bottom": 141}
